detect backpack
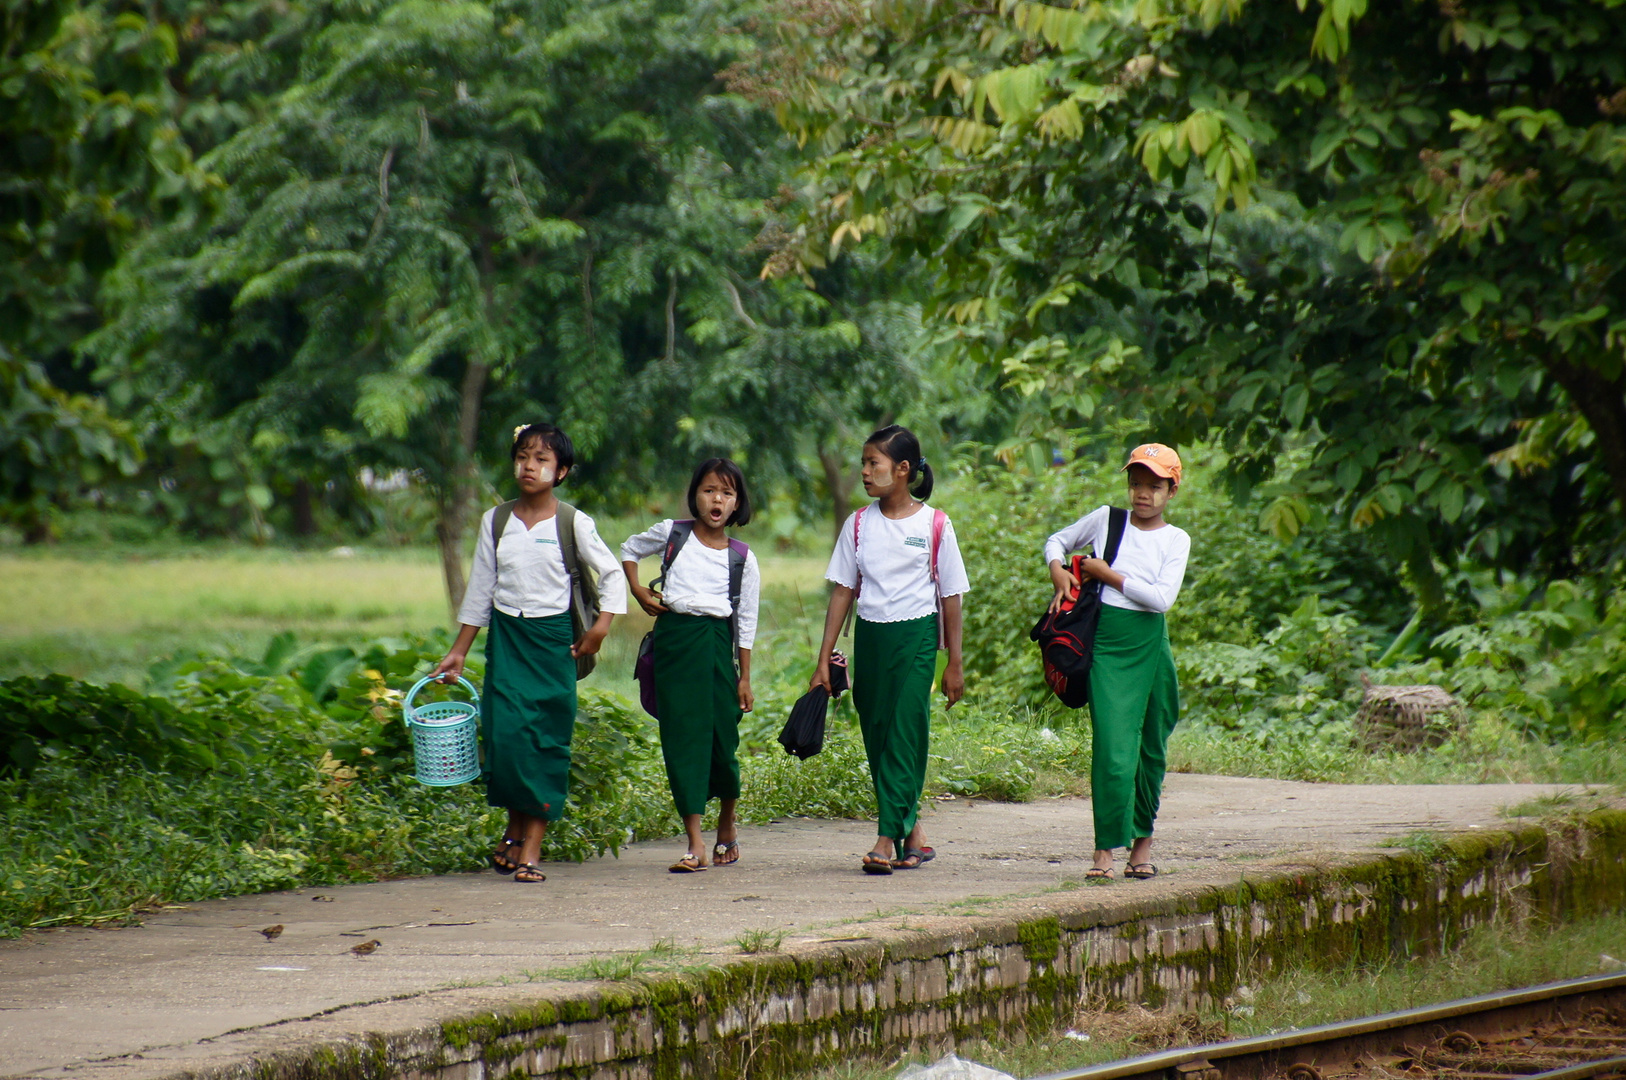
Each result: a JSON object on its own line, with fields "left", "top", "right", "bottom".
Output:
{"left": 1028, "top": 507, "right": 1128, "bottom": 708}
{"left": 846, "top": 504, "right": 949, "bottom": 647}
{"left": 632, "top": 520, "right": 749, "bottom": 718}
{"left": 491, "top": 500, "right": 600, "bottom": 680}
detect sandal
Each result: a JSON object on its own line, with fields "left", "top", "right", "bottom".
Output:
{"left": 669, "top": 854, "right": 706, "bottom": 873}
{"left": 513, "top": 863, "right": 546, "bottom": 883}
{"left": 861, "top": 851, "right": 894, "bottom": 875}
{"left": 1124, "top": 863, "right": 1158, "bottom": 879}
{"left": 490, "top": 838, "right": 520, "bottom": 875}
{"left": 891, "top": 847, "right": 936, "bottom": 870}
{"left": 712, "top": 841, "right": 739, "bottom": 867}
{"left": 1085, "top": 866, "right": 1114, "bottom": 881}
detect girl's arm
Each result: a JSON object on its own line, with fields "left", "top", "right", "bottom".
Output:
{"left": 940, "top": 594, "right": 964, "bottom": 707}
{"left": 737, "top": 647, "right": 753, "bottom": 712}
{"left": 623, "top": 558, "right": 670, "bottom": 617}
{"left": 809, "top": 585, "right": 853, "bottom": 694}
{"left": 619, "top": 521, "right": 671, "bottom": 616}
{"left": 573, "top": 610, "right": 614, "bottom": 659}
{"left": 433, "top": 624, "right": 482, "bottom": 682}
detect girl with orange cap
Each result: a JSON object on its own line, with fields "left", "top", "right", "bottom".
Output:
{"left": 1043, "top": 444, "right": 1189, "bottom": 881}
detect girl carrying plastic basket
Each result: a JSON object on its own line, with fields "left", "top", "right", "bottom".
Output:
{"left": 432, "top": 423, "right": 626, "bottom": 884}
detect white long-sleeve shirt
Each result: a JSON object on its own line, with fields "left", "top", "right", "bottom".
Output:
{"left": 619, "top": 520, "right": 761, "bottom": 648}
{"left": 457, "top": 505, "right": 628, "bottom": 627}
{"left": 1042, "top": 505, "right": 1190, "bottom": 614}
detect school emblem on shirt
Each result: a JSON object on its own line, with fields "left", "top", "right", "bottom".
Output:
{"left": 903, "top": 535, "right": 927, "bottom": 549}
{"left": 534, "top": 537, "right": 558, "bottom": 545}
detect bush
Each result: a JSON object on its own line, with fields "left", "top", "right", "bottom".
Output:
{"left": 936, "top": 446, "right": 1410, "bottom": 711}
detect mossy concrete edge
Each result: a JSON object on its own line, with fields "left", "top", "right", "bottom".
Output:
{"left": 180, "top": 809, "right": 1626, "bottom": 1080}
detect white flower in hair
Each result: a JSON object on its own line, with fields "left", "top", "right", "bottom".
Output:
{"left": 512, "top": 425, "right": 527, "bottom": 442}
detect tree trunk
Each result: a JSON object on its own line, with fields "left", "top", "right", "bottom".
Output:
{"left": 1546, "top": 355, "right": 1626, "bottom": 511}
{"left": 819, "top": 446, "right": 856, "bottom": 538}
{"left": 438, "top": 357, "right": 490, "bottom": 621}
{"left": 291, "top": 479, "right": 316, "bottom": 537}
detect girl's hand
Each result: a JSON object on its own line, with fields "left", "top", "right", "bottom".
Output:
{"left": 737, "top": 677, "right": 754, "bottom": 712}
{"left": 572, "top": 627, "right": 607, "bottom": 659}
{"left": 809, "top": 662, "right": 832, "bottom": 696}
{"left": 1048, "top": 560, "right": 1080, "bottom": 613}
{"left": 1078, "top": 557, "right": 1110, "bottom": 582}
{"left": 941, "top": 660, "right": 965, "bottom": 708}
{"left": 432, "top": 651, "right": 466, "bottom": 684}
{"left": 631, "top": 583, "right": 669, "bottom": 617}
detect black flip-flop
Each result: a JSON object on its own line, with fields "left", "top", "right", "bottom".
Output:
{"left": 892, "top": 846, "right": 936, "bottom": 869}
{"left": 861, "top": 852, "right": 894, "bottom": 875}
{"left": 1085, "top": 866, "right": 1114, "bottom": 882}
{"left": 490, "top": 838, "right": 519, "bottom": 875}
{"left": 1124, "top": 863, "right": 1158, "bottom": 879}
{"left": 712, "top": 841, "right": 740, "bottom": 867}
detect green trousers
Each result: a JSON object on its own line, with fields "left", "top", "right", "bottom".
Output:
{"left": 853, "top": 615, "right": 938, "bottom": 844}
{"left": 1086, "top": 604, "right": 1180, "bottom": 850}
{"left": 653, "top": 612, "right": 742, "bottom": 816}
{"left": 482, "top": 609, "right": 576, "bottom": 821}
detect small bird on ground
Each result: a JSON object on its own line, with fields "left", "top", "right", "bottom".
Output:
{"left": 349, "top": 939, "right": 381, "bottom": 958}
{"left": 259, "top": 925, "right": 283, "bottom": 941}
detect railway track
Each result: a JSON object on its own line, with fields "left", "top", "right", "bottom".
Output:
{"left": 1034, "top": 971, "right": 1626, "bottom": 1080}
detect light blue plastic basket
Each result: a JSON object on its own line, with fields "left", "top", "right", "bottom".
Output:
{"left": 404, "top": 675, "right": 481, "bottom": 787}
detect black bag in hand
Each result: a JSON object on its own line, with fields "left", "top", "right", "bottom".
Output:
{"left": 778, "top": 651, "right": 848, "bottom": 760}
{"left": 1030, "top": 508, "right": 1128, "bottom": 708}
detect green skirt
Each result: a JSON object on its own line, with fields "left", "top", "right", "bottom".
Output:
{"left": 1086, "top": 604, "right": 1180, "bottom": 850}
{"left": 482, "top": 609, "right": 577, "bottom": 821}
{"left": 653, "top": 612, "right": 742, "bottom": 816}
{"left": 852, "top": 614, "right": 938, "bottom": 844}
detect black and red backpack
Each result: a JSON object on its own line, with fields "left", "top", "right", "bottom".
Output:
{"left": 1029, "top": 507, "right": 1128, "bottom": 708}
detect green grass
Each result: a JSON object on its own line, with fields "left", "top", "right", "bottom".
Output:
{"left": 791, "top": 911, "right": 1626, "bottom": 1080}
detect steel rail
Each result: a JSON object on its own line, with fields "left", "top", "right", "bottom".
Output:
{"left": 1030, "top": 970, "right": 1626, "bottom": 1080}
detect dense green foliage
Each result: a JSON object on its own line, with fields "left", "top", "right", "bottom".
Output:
{"left": 743, "top": 0, "right": 1626, "bottom": 585}
{"left": 941, "top": 444, "right": 1626, "bottom": 745}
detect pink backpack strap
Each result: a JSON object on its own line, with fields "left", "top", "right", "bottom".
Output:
{"left": 929, "top": 508, "right": 946, "bottom": 589}
{"left": 851, "top": 506, "right": 867, "bottom": 598}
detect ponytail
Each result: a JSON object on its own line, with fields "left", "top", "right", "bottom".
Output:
{"left": 864, "top": 424, "right": 934, "bottom": 501}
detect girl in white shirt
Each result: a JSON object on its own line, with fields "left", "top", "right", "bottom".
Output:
{"left": 432, "top": 424, "right": 627, "bottom": 884}
{"left": 810, "top": 425, "right": 971, "bottom": 875}
{"left": 620, "top": 459, "right": 761, "bottom": 873}
{"left": 1044, "top": 443, "right": 1190, "bottom": 882}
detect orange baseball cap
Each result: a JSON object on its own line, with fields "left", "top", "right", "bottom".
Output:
{"left": 1122, "top": 443, "right": 1182, "bottom": 485}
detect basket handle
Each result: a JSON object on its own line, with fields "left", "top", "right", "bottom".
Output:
{"left": 404, "top": 674, "right": 480, "bottom": 716}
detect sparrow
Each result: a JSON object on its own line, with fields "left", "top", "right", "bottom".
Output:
{"left": 349, "top": 939, "right": 381, "bottom": 958}
{"left": 259, "top": 924, "right": 284, "bottom": 941}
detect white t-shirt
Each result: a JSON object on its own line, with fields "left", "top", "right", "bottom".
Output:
{"left": 620, "top": 520, "right": 762, "bottom": 648}
{"left": 825, "top": 502, "right": 970, "bottom": 623}
{"left": 458, "top": 505, "right": 629, "bottom": 627}
{"left": 1042, "top": 505, "right": 1189, "bottom": 613}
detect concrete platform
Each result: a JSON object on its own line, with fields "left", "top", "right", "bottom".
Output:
{"left": 1, "top": 775, "right": 1619, "bottom": 1080}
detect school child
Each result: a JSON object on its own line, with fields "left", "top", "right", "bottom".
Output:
{"left": 1043, "top": 443, "right": 1189, "bottom": 880}
{"left": 810, "top": 425, "right": 971, "bottom": 875}
{"left": 620, "top": 459, "right": 761, "bottom": 873}
{"left": 432, "top": 423, "right": 627, "bottom": 884}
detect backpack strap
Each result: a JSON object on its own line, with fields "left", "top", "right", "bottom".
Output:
{"left": 843, "top": 506, "right": 868, "bottom": 638}
{"left": 851, "top": 505, "right": 868, "bottom": 598}
{"left": 491, "top": 500, "right": 519, "bottom": 555}
{"left": 727, "top": 537, "right": 749, "bottom": 650}
{"left": 929, "top": 508, "right": 946, "bottom": 593}
{"left": 652, "top": 520, "right": 694, "bottom": 592}
{"left": 1102, "top": 506, "right": 1129, "bottom": 566}
{"left": 555, "top": 501, "right": 600, "bottom": 620}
